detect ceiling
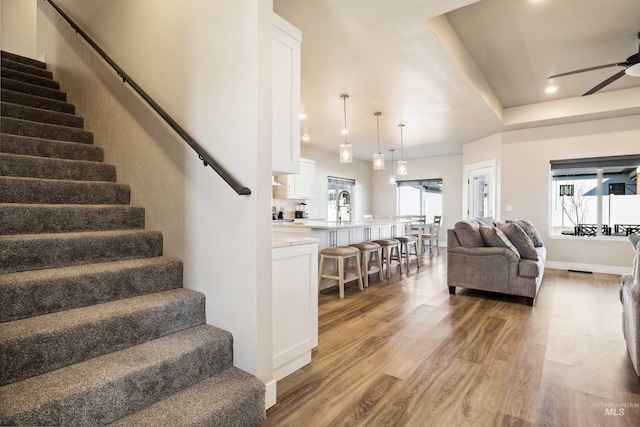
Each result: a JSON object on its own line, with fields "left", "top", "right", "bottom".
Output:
{"left": 273, "top": 0, "right": 640, "bottom": 161}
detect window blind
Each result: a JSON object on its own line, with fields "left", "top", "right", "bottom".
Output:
{"left": 550, "top": 154, "right": 640, "bottom": 170}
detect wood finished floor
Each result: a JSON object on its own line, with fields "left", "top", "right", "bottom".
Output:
{"left": 263, "top": 253, "right": 640, "bottom": 427}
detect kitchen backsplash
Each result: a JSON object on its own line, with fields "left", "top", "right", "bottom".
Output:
{"left": 272, "top": 198, "right": 325, "bottom": 220}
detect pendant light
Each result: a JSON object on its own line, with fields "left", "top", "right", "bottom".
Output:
{"left": 339, "top": 94, "right": 352, "bottom": 163}
{"left": 372, "top": 112, "right": 385, "bottom": 170}
{"left": 397, "top": 123, "right": 407, "bottom": 175}
{"left": 388, "top": 149, "right": 396, "bottom": 184}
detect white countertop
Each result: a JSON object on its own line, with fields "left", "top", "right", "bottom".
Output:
{"left": 272, "top": 219, "right": 409, "bottom": 230}
{"left": 272, "top": 236, "right": 319, "bottom": 248}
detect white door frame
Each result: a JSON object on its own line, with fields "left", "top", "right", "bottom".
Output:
{"left": 463, "top": 159, "right": 497, "bottom": 220}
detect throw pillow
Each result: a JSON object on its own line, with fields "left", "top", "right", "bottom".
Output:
{"left": 515, "top": 219, "right": 544, "bottom": 247}
{"left": 454, "top": 221, "right": 484, "bottom": 247}
{"left": 630, "top": 232, "right": 640, "bottom": 251}
{"left": 479, "top": 226, "right": 521, "bottom": 258}
{"left": 506, "top": 219, "right": 544, "bottom": 247}
{"left": 497, "top": 222, "right": 538, "bottom": 260}
{"left": 476, "top": 217, "right": 496, "bottom": 228}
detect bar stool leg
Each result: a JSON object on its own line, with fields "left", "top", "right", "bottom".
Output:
{"left": 318, "top": 254, "right": 325, "bottom": 291}
{"left": 337, "top": 256, "right": 345, "bottom": 299}
{"left": 401, "top": 242, "right": 410, "bottom": 272}
{"left": 375, "top": 248, "right": 384, "bottom": 281}
{"left": 384, "top": 246, "right": 392, "bottom": 279}
{"left": 361, "top": 251, "right": 369, "bottom": 288}
{"left": 355, "top": 252, "right": 363, "bottom": 290}
{"left": 394, "top": 244, "right": 403, "bottom": 275}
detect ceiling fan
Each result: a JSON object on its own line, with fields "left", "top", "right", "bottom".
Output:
{"left": 549, "top": 32, "right": 640, "bottom": 96}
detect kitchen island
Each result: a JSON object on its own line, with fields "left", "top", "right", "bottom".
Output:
{"left": 273, "top": 219, "right": 410, "bottom": 248}
{"left": 273, "top": 219, "right": 412, "bottom": 290}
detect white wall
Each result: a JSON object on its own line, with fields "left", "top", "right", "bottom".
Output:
{"left": 298, "top": 146, "right": 372, "bottom": 221}
{"left": 1, "top": 0, "right": 37, "bottom": 58}
{"left": 36, "top": 0, "right": 273, "bottom": 384}
{"left": 371, "top": 154, "right": 463, "bottom": 240}
{"left": 500, "top": 115, "right": 640, "bottom": 273}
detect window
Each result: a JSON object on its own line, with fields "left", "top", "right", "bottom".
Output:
{"left": 550, "top": 155, "right": 640, "bottom": 237}
{"left": 396, "top": 179, "right": 443, "bottom": 219}
{"left": 609, "top": 183, "right": 625, "bottom": 196}
{"left": 559, "top": 184, "right": 574, "bottom": 197}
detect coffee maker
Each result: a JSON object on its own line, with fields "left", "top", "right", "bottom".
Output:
{"left": 295, "top": 202, "right": 307, "bottom": 218}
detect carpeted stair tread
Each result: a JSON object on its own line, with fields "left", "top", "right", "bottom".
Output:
{"left": 0, "top": 324, "right": 234, "bottom": 426}
{"left": 1, "top": 67, "right": 59, "bottom": 89}
{"left": 0, "top": 133, "right": 103, "bottom": 162}
{"left": 108, "top": 366, "right": 266, "bottom": 427}
{"left": 1, "top": 288, "right": 206, "bottom": 385}
{"left": 1, "top": 51, "right": 46, "bottom": 69}
{"left": 0, "top": 257, "right": 183, "bottom": 322}
{"left": 1, "top": 58, "right": 52, "bottom": 79}
{"left": 1, "top": 153, "right": 116, "bottom": 181}
{"left": 0, "top": 229, "right": 163, "bottom": 274}
{"left": 1, "top": 77, "right": 67, "bottom": 101}
{"left": 1, "top": 88, "right": 75, "bottom": 113}
{"left": 1, "top": 101, "right": 82, "bottom": 127}
{"left": 1, "top": 116, "right": 93, "bottom": 143}
{"left": 0, "top": 203, "right": 145, "bottom": 234}
{"left": 0, "top": 176, "right": 130, "bottom": 204}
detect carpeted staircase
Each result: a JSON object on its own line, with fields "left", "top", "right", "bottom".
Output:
{"left": 0, "top": 50, "right": 266, "bottom": 426}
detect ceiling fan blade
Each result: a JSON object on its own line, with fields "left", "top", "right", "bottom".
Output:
{"left": 549, "top": 63, "right": 622, "bottom": 78}
{"left": 582, "top": 69, "right": 627, "bottom": 96}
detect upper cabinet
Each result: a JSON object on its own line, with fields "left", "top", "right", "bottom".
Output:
{"left": 272, "top": 13, "right": 301, "bottom": 176}
{"left": 274, "top": 158, "right": 315, "bottom": 200}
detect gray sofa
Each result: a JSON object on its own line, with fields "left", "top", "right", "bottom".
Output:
{"left": 620, "top": 233, "right": 640, "bottom": 383}
{"left": 447, "top": 218, "right": 546, "bottom": 306}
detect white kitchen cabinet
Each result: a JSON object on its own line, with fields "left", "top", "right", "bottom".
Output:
{"left": 272, "top": 240, "right": 318, "bottom": 381}
{"left": 272, "top": 13, "right": 301, "bottom": 176}
{"left": 273, "top": 158, "right": 315, "bottom": 199}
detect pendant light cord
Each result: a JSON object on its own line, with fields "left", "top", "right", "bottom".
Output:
{"left": 342, "top": 94, "right": 348, "bottom": 144}
{"left": 376, "top": 112, "right": 381, "bottom": 153}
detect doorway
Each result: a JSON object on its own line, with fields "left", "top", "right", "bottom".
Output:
{"left": 466, "top": 160, "right": 496, "bottom": 219}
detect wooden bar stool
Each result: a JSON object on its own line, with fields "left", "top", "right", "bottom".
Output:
{"left": 349, "top": 241, "right": 383, "bottom": 288}
{"left": 318, "top": 246, "right": 363, "bottom": 298}
{"left": 396, "top": 235, "right": 421, "bottom": 272}
{"left": 372, "top": 238, "right": 402, "bottom": 279}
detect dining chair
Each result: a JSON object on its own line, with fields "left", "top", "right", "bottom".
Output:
{"left": 421, "top": 215, "right": 441, "bottom": 256}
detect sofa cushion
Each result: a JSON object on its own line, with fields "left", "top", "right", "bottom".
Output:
{"left": 497, "top": 222, "right": 538, "bottom": 260}
{"left": 511, "top": 219, "right": 544, "bottom": 247}
{"left": 476, "top": 217, "right": 496, "bottom": 227}
{"left": 630, "top": 232, "right": 640, "bottom": 250}
{"left": 454, "top": 221, "right": 484, "bottom": 247}
{"left": 479, "top": 226, "right": 521, "bottom": 258}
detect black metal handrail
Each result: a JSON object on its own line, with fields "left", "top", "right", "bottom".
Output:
{"left": 44, "top": 0, "right": 251, "bottom": 196}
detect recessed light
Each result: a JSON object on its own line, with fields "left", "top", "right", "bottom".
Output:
{"left": 545, "top": 86, "right": 558, "bottom": 94}
{"left": 299, "top": 113, "right": 308, "bottom": 119}
{"left": 301, "top": 134, "right": 310, "bottom": 142}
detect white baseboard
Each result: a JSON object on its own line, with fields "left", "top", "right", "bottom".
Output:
{"left": 265, "top": 380, "right": 277, "bottom": 410}
{"left": 545, "top": 260, "right": 628, "bottom": 276}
